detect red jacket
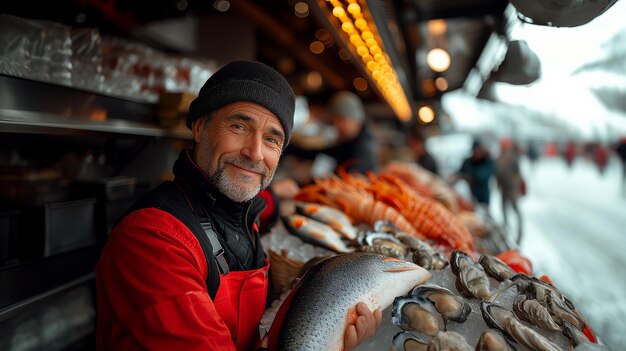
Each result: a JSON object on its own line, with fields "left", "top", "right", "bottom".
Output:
{"left": 96, "top": 150, "right": 275, "bottom": 350}
{"left": 96, "top": 208, "right": 269, "bottom": 350}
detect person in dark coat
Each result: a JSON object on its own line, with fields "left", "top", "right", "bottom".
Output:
{"left": 407, "top": 131, "right": 439, "bottom": 175}
{"left": 285, "top": 91, "right": 379, "bottom": 174}
{"left": 456, "top": 140, "right": 496, "bottom": 213}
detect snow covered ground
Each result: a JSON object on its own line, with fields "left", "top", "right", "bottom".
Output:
{"left": 489, "top": 155, "right": 626, "bottom": 349}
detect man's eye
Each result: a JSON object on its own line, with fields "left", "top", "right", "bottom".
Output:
{"left": 232, "top": 124, "right": 245, "bottom": 130}
{"left": 266, "top": 137, "right": 278, "bottom": 144}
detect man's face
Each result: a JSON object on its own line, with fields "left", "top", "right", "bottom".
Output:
{"left": 192, "top": 102, "right": 285, "bottom": 202}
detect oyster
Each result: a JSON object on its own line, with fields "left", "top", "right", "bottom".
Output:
{"left": 392, "top": 331, "right": 429, "bottom": 351}
{"left": 410, "top": 248, "right": 433, "bottom": 270}
{"left": 429, "top": 331, "right": 472, "bottom": 351}
{"left": 513, "top": 294, "right": 560, "bottom": 331}
{"left": 359, "top": 231, "right": 409, "bottom": 258}
{"left": 545, "top": 291, "right": 585, "bottom": 330}
{"left": 397, "top": 233, "right": 449, "bottom": 270}
{"left": 374, "top": 220, "right": 401, "bottom": 234}
{"left": 451, "top": 250, "right": 491, "bottom": 300}
{"left": 391, "top": 295, "right": 445, "bottom": 335}
{"left": 479, "top": 255, "right": 516, "bottom": 281}
{"left": 411, "top": 284, "right": 471, "bottom": 323}
{"left": 481, "top": 301, "right": 563, "bottom": 351}
{"left": 562, "top": 321, "right": 609, "bottom": 351}
{"left": 476, "top": 329, "right": 518, "bottom": 351}
{"left": 514, "top": 274, "right": 586, "bottom": 330}
{"left": 431, "top": 252, "right": 449, "bottom": 270}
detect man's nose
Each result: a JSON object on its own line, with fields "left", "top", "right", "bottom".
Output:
{"left": 241, "top": 134, "right": 264, "bottom": 162}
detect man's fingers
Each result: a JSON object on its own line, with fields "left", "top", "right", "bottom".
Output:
{"left": 356, "top": 315, "right": 368, "bottom": 341}
{"left": 344, "top": 325, "right": 357, "bottom": 351}
{"left": 374, "top": 308, "right": 382, "bottom": 328}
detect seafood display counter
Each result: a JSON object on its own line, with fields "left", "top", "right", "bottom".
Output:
{"left": 259, "top": 161, "right": 604, "bottom": 350}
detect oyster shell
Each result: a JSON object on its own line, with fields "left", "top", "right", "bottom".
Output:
{"left": 392, "top": 331, "right": 429, "bottom": 351}
{"left": 476, "top": 329, "right": 518, "bottom": 351}
{"left": 397, "top": 234, "right": 448, "bottom": 270}
{"left": 359, "top": 231, "right": 409, "bottom": 258}
{"left": 451, "top": 250, "right": 491, "bottom": 300}
{"left": 513, "top": 294, "right": 560, "bottom": 331}
{"left": 391, "top": 295, "right": 445, "bottom": 335}
{"left": 410, "top": 248, "right": 433, "bottom": 270}
{"left": 562, "top": 321, "right": 609, "bottom": 351}
{"left": 374, "top": 220, "right": 401, "bottom": 234}
{"left": 481, "top": 301, "right": 563, "bottom": 351}
{"left": 513, "top": 274, "right": 586, "bottom": 330}
{"left": 429, "top": 331, "right": 472, "bottom": 351}
{"left": 479, "top": 255, "right": 516, "bottom": 281}
{"left": 410, "top": 284, "right": 471, "bottom": 323}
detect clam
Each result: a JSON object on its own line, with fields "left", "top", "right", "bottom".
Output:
{"left": 392, "top": 331, "right": 429, "bottom": 351}
{"left": 391, "top": 295, "right": 445, "bottom": 336}
{"left": 450, "top": 250, "right": 491, "bottom": 300}
{"left": 429, "top": 331, "right": 472, "bottom": 351}
{"left": 479, "top": 255, "right": 516, "bottom": 281}
{"left": 476, "top": 329, "right": 518, "bottom": 351}
{"left": 513, "top": 294, "right": 560, "bottom": 331}
{"left": 410, "top": 284, "right": 471, "bottom": 323}
{"left": 481, "top": 301, "right": 563, "bottom": 351}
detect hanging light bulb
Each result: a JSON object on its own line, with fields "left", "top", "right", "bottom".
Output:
{"left": 427, "top": 48, "right": 451, "bottom": 73}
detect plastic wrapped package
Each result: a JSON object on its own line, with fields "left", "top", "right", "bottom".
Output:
{"left": 0, "top": 14, "right": 37, "bottom": 78}
{"left": 0, "top": 15, "right": 72, "bottom": 86}
{"left": 71, "top": 27, "right": 104, "bottom": 91}
{"left": 39, "top": 20, "right": 73, "bottom": 86}
{"left": 100, "top": 37, "right": 152, "bottom": 101}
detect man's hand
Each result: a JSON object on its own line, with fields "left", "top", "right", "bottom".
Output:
{"left": 343, "top": 302, "right": 382, "bottom": 351}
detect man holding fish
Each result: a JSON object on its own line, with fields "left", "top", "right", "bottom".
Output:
{"left": 95, "top": 60, "right": 380, "bottom": 350}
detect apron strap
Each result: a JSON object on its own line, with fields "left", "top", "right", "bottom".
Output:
{"left": 199, "top": 218, "right": 230, "bottom": 275}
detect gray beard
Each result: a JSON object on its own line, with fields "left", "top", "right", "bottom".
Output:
{"left": 208, "top": 157, "right": 273, "bottom": 203}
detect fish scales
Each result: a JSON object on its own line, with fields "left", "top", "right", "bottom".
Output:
{"left": 273, "top": 252, "right": 431, "bottom": 351}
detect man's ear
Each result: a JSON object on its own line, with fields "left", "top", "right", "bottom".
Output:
{"left": 191, "top": 118, "right": 206, "bottom": 143}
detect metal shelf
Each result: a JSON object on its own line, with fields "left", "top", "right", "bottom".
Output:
{"left": 0, "top": 108, "right": 191, "bottom": 139}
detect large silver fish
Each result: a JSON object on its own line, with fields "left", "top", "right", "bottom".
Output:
{"left": 283, "top": 214, "right": 353, "bottom": 253}
{"left": 295, "top": 201, "right": 358, "bottom": 240}
{"left": 268, "top": 252, "right": 432, "bottom": 351}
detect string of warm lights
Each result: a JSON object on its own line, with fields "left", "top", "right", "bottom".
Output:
{"left": 321, "top": 0, "right": 412, "bottom": 121}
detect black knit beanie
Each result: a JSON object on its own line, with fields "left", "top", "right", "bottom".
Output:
{"left": 187, "top": 60, "right": 295, "bottom": 147}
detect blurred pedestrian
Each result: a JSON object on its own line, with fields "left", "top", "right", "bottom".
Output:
{"left": 593, "top": 143, "right": 609, "bottom": 175}
{"left": 496, "top": 139, "right": 524, "bottom": 245}
{"left": 564, "top": 142, "right": 576, "bottom": 168}
{"left": 615, "top": 137, "right": 626, "bottom": 194}
{"left": 407, "top": 130, "right": 439, "bottom": 175}
{"left": 526, "top": 142, "right": 539, "bottom": 171}
{"left": 454, "top": 140, "right": 496, "bottom": 214}
{"left": 285, "top": 91, "right": 378, "bottom": 174}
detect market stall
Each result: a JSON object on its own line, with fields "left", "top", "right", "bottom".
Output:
{"left": 258, "top": 162, "right": 604, "bottom": 350}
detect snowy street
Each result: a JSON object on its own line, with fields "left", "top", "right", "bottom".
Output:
{"left": 490, "top": 155, "right": 626, "bottom": 349}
